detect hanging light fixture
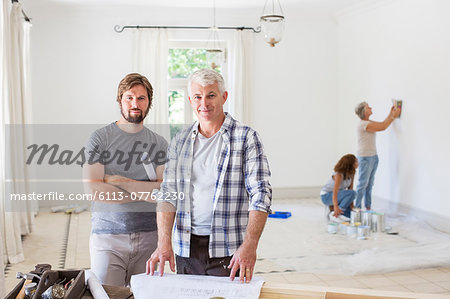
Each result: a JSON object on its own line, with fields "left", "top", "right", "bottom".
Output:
{"left": 205, "top": 0, "right": 224, "bottom": 70}
{"left": 205, "top": 28, "right": 224, "bottom": 70}
{"left": 260, "top": 0, "right": 285, "bottom": 47}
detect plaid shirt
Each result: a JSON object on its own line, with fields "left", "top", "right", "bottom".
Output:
{"left": 160, "top": 113, "right": 272, "bottom": 258}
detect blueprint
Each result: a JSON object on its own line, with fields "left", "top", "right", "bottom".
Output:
{"left": 130, "top": 273, "right": 264, "bottom": 299}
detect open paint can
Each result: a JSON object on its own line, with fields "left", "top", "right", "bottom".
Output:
{"left": 362, "top": 211, "right": 373, "bottom": 227}
{"left": 357, "top": 225, "right": 371, "bottom": 240}
{"left": 350, "top": 209, "right": 361, "bottom": 224}
{"left": 346, "top": 224, "right": 357, "bottom": 238}
{"left": 371, "top": 213, "right": 385, "bottom": 232}
{"left": 327, "top": 222, "right": 338, "bottom": 234}
{"left": 339, "top": 222, "right": 349, "bottom": 235}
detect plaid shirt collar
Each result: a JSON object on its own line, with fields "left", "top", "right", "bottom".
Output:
{"left": 190, "top": 112, "right": 234, "bottom": 139}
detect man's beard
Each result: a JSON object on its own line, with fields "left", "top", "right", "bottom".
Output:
{"left": 121, "top": 108, "right": 147, "bottom": 124}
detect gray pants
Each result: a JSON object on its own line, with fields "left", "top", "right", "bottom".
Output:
{"left": 89, "top": 231, "right": 158, "bottom": 286}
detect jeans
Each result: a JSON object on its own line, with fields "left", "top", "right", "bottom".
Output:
{"left": 321, "top": 189, "right": 356, "bottom": 218}
{"left": 89, "top": 230, "right": 158, "bottom": 286}
{"left": 355, "top": 155, "right": 379, "bottom": 209}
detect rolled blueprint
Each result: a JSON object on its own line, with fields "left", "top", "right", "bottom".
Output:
{"left": 141, "top": 152, "right": 157, "bottom": 180}
{"left": 85, "top": 270, "right": 109, "bottom": 299}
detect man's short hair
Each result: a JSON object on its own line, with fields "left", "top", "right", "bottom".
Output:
{"left": 117, "top": 73, "right": 153, "bottom": 110}
{"left": 188, "top": 68, "right": 225, "bottom": 96}
{"left": 355, "top": 101, "right": 368, "bottom": 120}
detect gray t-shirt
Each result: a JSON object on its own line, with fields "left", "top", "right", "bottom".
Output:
{"left": 320, "top": 172, "right": 352, "bottom": 195}
{"left": 85, "top": 122, "right": 168, "bottom": 234}
{"left": 356, "top": 120, "right": 377, "bottom": 157}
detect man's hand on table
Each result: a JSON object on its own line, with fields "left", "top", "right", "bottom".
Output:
{"left": 228, "top": 241, "right": 257, "bottom": 283}
{"left": 146, "top": 242, "right": 175, "bottom": 276}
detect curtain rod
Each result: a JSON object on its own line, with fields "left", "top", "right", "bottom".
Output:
{"left": 114, "top": 25, "right": 261, "bottom": 33}
{"left": 11, "top": 0, "right": 31, "bottom": 22}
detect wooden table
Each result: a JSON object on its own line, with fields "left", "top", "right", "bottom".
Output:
{"left": 82, "top": 282, "right": 441, "bottom": 299}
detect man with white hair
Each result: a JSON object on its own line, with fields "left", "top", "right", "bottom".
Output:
{"left": 147, "top": 68, "right": 272, "bottom": 283}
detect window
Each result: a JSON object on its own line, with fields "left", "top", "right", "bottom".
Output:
{"left": 167, "top": 42, "right": 226, "bottom": 138}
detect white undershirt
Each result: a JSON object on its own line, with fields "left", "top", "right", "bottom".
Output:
{"left": 190, "top": 131, "right": 223, "bottom": 236}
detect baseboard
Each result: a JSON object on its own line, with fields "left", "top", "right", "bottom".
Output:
{"left": 273, "top": 186, "right": 321, "bottom": 199}
{"left": 375, "top": 196, "right": 450, "bottom": 234}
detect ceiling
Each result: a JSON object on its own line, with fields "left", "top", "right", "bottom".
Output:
{"left": 33, "top": 0, "right": 362, "bottom": 11}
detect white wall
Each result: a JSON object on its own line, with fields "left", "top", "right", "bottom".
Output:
{"left": 23, "top": 2, "right": 340, "bottom": 189}
{"left": 24, "top": 3, "right": 262, "bottom": 125}
{"left": 336, "top": 0, "right": 450, "bottom": 219}
{"left": 252, "top": 15, "right": 339, "bottom": 188}
{"left": 21, "top": 0, "right": 450, "bottom": 217}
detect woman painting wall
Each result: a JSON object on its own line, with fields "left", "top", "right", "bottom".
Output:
{"left": 354, "top": 102, "right": 401, "bottom": 210}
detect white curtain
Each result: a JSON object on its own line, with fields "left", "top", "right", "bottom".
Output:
{"left": 132, "top": 28, "right": 170, "bottom": 140}
{"left": 1, "top": 0, "right": 35, "bottom": 282}
{"left": 1, "top": 1, "right": 10, "bottom": 296}
{"left": 0, "top": 5, "right": 6, "bottom": 296}
{"left": 228, "top": 30, "right": 254, "bottom": 125}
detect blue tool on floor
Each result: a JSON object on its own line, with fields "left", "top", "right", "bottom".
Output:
{"left": 268, "top": 211, "right": 292, "bottom": 219}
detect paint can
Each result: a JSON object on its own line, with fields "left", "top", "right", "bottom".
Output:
{"left": 339, "top": 222, "right": 349, "bottom": 235}
{"left": 350, "top": 209, "right": 361, "bottom": 224}
{"left": 371, "top": 213, "right": 385, "bottom": 232}
{"left": 362, "top": 211, "right": 373, "bottom": 227}
{"left": 346, "top": 224, "right": 357, "bottom": 238}
{"left": 379, "top": 213, "right": 385, "bottom": 232}
{"left": 327, "top": 222, "right": 338, "bottom": 234}
{"left": 357, "top": 225, "right": 371, "bottom": 240}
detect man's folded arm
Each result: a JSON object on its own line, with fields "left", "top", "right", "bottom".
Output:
{"left": 82, "top": 162, "right": 135, "bottom": 203}
{"left": 104, "top": 165, "right": 165, "bottom": 194}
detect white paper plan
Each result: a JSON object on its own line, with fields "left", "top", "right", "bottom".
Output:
{"left": 140, "top": 152, "right": 157, "bottom": 180}
{"left": 130, "top": 273, "right": 265, "bottom": 299}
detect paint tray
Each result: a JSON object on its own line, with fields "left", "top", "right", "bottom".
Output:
{"left": 268, "top": 211, "right": 292, "bottom": 219}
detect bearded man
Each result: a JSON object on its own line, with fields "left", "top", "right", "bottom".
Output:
{"left": 83, "top": 73, "right": 168, "bottom": 286}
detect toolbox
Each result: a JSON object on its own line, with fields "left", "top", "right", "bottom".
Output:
{"left": 5, "top": 265, "right": 85, "bottom": 299}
